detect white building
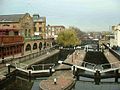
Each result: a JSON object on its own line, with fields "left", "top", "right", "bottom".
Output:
{"left": 110, "top": 24, "right": 120, "bottom": 47}
{"left": 46, "top": 25, "right": 65, "bottom": 40}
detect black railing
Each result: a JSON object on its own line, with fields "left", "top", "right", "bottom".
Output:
{"left": 103, "top": 44, "right": 120, "bottom": 61}
{"left": 0, "top": 47, "right": 56, "bottom": 64}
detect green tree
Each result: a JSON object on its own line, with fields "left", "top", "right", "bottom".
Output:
{"left": 69, "top": 26, "right": 85, "bottom": 38}
{"left": 56, "top": 29, "right": 79, "bottom": 47}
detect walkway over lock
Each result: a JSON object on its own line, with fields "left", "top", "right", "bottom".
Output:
{"left": 58, "top": 60, "right": 120, "bottom": 84}
{"left": 58, "top": 60, "right": 120, "bottom": 73}
{"left": 6, "top": 64, "right": 55, "bottom": 77}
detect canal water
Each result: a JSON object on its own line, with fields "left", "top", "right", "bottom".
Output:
{"left": 72, "top": 51, "right": 120, "bottom": 90}
{"left": 73, "top": 78, "right": 120, "bottom": 90}
{"left": 2, "top": 49, "right": 74, "bottom": 90}
{"left": 2, "top": 50, "right": 120, "bottom": 90}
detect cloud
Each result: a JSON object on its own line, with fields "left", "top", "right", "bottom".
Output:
{"left": 0, "top": 0, "right": 120, "bottom": 31}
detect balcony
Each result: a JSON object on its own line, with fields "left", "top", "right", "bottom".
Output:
{"left": 0, "top": 36, "right": 24, "bottom": 45}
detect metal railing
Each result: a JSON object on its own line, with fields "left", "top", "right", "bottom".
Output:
{"left": 0, "top": 47, "right": 56, "bottom": 64}
{"left": 31, "top": 63, "right": 55, "bottom": 70}
{"left": 79, "top": 61, "right": 96, "bottom": 70}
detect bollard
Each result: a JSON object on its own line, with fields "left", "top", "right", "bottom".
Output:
{"left": 115, "top": 69, "right": 119, "bottom": 83}
{"left": 49, "top": 67, "right": 52, "bottom": 76}
{"left": 54, "top": 78, "right": 57, "bottom": 85}
{"left": 73, "top": 66, "right": 76, "bottom": 76}
{"left": 28, "top": 70, "right": 31, "bottom": 78}
{"left": 6, "top": 64, "right": 10, "bottom": 74}
{"left": 28, "top": 70, "right": 31, "bottom": 82}
{"left": 2, "top": 59, "right": 4, "bottom": 64}
{"left": 8, "top": 65, "right": 10, "bottom": 74}
{"left": 94, "top": 70, "right": 101, "bottom": 85}
{"left": 76, "top": 68, "right": 79, "bottom": 80}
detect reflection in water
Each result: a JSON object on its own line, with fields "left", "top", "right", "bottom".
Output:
{"left": 72, "top": 76, "right": 120, "bottom": 90}
{"left": 3, "top": 77, "right": 34, "bottom": 90}
{"left": 31, "top": 77, "right": 48, "bottom": 90}
{"left": 2, "top": 77, "right": 48, "bottom": 90}
{"left": 3, "top": 74, "right": 120, "bottom": 90}
{"left": 3, "top": 50, "right": 120, "bottom": 90}
{"left": 74, "top": 80, "right": 120, "bottom": 90}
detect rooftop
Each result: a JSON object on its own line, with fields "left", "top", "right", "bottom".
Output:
{"left": 0, "top": 13, "right": 27, "bottom": 23}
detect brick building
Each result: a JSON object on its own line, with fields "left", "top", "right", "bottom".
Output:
{"left": 0, "top": 13, "right": 34, "bottom": 59}
{"left": 33, "top": 14, "right": 46, "bottom": 39}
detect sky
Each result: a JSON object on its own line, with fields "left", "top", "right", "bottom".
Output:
{"left": 0, "top": 0, "right": 120, "bottom": 32}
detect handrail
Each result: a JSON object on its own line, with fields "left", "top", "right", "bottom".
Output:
{"left": 58, "top": 60, "right": 120, "bottom": 73}
{"left": 31, "top": 63, "right": 55, "bottom": 70}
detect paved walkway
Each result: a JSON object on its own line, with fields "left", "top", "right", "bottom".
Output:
{"left": 40, "top": 50, "right": 86, "bottom": 90}
{"left": 104, "top": 49, "right": 120, "bottom": 68}
{"left": 18, "top": 49, "right": 59, "bottom": 67}
{"left": 40, "top": 75, "right": 74, "bottom": 90}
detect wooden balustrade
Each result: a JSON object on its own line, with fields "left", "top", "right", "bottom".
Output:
{"left": 0, "top": 36, "right": 24, "bottom": 45}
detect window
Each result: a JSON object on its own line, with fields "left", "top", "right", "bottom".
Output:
{"left": 33, "top": 43, "right": 37, "bottom": 50}
{"left": 39, "top": 27, "right": 42, "bottom": 32}
{"left": 28, "top": 29, "right": 31, "bottom": 36}
{"left": 25, "top": 29, "right": 27, "bottom": 37}
{"left": 34, "top": 27, "right": 36, "bottom": 32}
{"left": 26, "top": 44, "right": 31, "bottom": 51}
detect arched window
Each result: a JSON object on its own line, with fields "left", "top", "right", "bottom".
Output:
{"left": 44, "top": 42, "right": 47, "bottom": 49}
{"left": 47, "top": 43, "right": 49, "bottom": 47}
{"left": 33, "top": 43, "right": 37, "bottom": 50}
{"left": 26, "top": 44, "right": 31, "bottom": 51}
{"left": 39, "top": 42, "right": 42, "bottom": 50}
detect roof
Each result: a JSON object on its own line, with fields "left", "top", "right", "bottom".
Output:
{"left": 47, "top": 25, "right": 65, "bottom": 28}
{"left": 0, "top": 14, "right": 26, "bottom": 23}
{"left": 33, "top": 16, "right": 46, "bottom": 22}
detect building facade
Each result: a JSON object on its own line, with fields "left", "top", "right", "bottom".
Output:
{"left": 46, "top": 25, "right": 65, "bottom": 40}
{"left": 110, "top": 24, "right": 120, "bottom": 47}
{"left": 0, "top": 29, "right": 24, "bottom": 59}
{"left": 33, "top": 14, "right": 46, "bottom": 39}
{"left": 0, "top": 13, "right": 53, "bottom": 59}
{"left": 0, "top": 13, "right": 34, "bottom": 59}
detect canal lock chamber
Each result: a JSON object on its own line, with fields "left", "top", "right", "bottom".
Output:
{"left": 1, "top": 49, "right": 75, "bottom": 90}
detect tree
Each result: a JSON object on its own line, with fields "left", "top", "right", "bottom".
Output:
{"left": 69, "top": 26, "right": 85, "bottom": 38}
{"left": 56, "top": 28, "right": 79, "bottom": 47}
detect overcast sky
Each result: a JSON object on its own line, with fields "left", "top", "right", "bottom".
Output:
{"left": 0, "top": 0, "right": 120, "bottom": 32}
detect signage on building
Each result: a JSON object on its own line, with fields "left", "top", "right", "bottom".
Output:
{"left": 34, "top": 32, "right": 39, "bottom": 35}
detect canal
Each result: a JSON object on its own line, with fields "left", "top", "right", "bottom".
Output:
{"left": 1, "top": 49, "right": 74, "bottom": 90}
{"left": 2, "top": 50, "right": 120, "bottom": 90}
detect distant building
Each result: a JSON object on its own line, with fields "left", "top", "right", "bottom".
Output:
{"left": 46, "top": 25, "right": 65, "bottom": 40}
{"left": 110, "top": 24, "right": 120, "bottom": 47}
{"left": 33, "top": 14, "right": 46, "bottom": 39}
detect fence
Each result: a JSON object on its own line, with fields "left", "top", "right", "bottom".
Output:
{"left": 0, "top": 47, "right": 56, "bottom": 64}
